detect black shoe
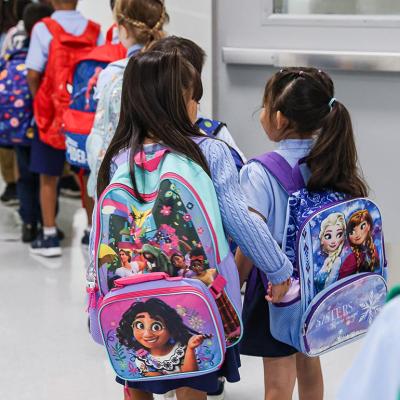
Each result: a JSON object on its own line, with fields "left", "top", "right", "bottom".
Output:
{"left": 57, "top": 228, "right": 65, "bottom": 241}
{"left": 59, "top": 175, "right": 81, "bottom": 198}
{"left": 81, "top": 230, "right": 90, "bottom": 246}
{"left": 22, "top": 224, "right": 38, "bottom": 243}
{"left": 0, "top": 183, "right": 19, "bottom": 206}
{"left": 207, "top": 378, "right": 225, "bottom": 399}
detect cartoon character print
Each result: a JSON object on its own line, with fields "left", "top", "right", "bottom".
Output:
{"left": 338, "top": 210, "right": 380, "bottom": 279}
{"left": 85, "top": 66, "right": 103, "bottom": 110}
{"left": 314, "top": 213, "right": 346, "bottom": 293}
{"left": 117, "top": 298, "right": 208, "bottom": 376}
{"left": 115, "top": 248, "right": 146, "bottom": 278}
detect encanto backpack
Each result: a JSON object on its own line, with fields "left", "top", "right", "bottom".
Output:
{"left": 0, "top": 46, "right": 34, "bottom": 146}
{"left": 87, "top": 141, "right": 242, "bottom": 382}
{"left": 63, "top": 38, "right": 126, "bottom": 169}
{"left": 250, "top": 152, "right": 387, "bottom": 356}
{"left": 34, "top": 18, "right": 100, "bottom": 150}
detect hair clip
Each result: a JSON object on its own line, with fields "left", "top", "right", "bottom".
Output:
{"left": 329, "top": 97, "right": 337, "bottom": 111}
{"left": 299, "top": 70, "right": 304, "bottom": 75}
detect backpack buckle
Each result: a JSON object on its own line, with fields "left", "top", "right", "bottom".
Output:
{"left": 209, "top": 274, "right": 227, "bottom": 299}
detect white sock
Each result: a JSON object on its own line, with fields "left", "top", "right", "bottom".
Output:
{"left": 43, "top": 226, "right": 57, "bottom": 237}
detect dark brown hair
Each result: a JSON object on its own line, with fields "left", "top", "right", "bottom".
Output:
{"left": 114, "top": 0, "right": 168, "bottom": 47}
{"left": 97, "top": 50, "right": 209, "bottom": 199}
{"left": 23, "top": 3, "right": 53, "bottom": 36}
{"left": 149, "top": 36, "right": 206, "bottom": 75}
{"left": 263, "top": 67, "right": 368, "bottom": 197}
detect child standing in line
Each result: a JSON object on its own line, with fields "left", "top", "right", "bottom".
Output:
{"left": 12, "top": 2, "right": 53, "bottom": 242}
{"left": 86, "top": 0, "right": 168, "bottom": 199}
{"left": 94, "top": 50, "right": 292, "bottom": 400}
{"left": 26, "top": 0, "right": 103, "bottom": 257}
{"left": 236, "top": 67, "right": 369, "bottom": 400}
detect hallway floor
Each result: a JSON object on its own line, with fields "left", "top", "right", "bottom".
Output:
{"left": 0, "top": 198, "right": 394, "bottom": 400}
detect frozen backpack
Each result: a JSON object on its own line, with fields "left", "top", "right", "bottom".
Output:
{"left": 33, "top": 18, "right": 100, "bottom": 150}
{"left": 196, "top": 117, "right": 244, "bottom": 172}
{"left": 87, "top": 142, "right": 242, "bottom": 382}
{"left": 0, "top": 46, "right": 34, "bottom": 146}
{"left": 63, "top": 39, "right": 126, "bottom": 169}
{"left": 250, "top": 152, "right": 387, "bottom": 356}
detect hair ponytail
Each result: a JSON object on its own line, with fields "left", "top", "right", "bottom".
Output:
{"left": 265, "top": 67, "right": 368, "bottom": 198}
{"left": 307, "top": 101, "right": 368, "bottom": 197}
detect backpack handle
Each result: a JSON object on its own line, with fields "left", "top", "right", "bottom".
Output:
{"left": 134, "top": 149, "right": 168, "bottom": 172}
{"left": 114, "top": 272, "right": 182, "bottom": 288}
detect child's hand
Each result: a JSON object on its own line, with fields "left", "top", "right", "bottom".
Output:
{"left": 187, "top": 335, "right": 205, "bottom": 350}
{"left": 265, "top": 279, "right": 291, "bottom": 303}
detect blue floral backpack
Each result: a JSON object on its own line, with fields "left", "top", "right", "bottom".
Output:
{"left": 0, "top": 47, "right": 34, "bottom": 146}
{"left": 250, "top": 152, "right": 387, "bottom": 356}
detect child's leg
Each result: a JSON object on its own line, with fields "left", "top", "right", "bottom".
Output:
{"left": 126, "top": 388, "right": 154, "bottom": 400}
{"left": 263, "top": 355, "right": 297, "bottom": 400}
{"left": 176, "top": 387, "right": 206, "bottom": 400}
{"left": 82, "top": 175, "right": 94, "bottom": 224}
{"left": 40, "top": 174, "right": 58, "bottom": 227}
{"left": 295, "top": 353, "right": 323, "bottom": 400}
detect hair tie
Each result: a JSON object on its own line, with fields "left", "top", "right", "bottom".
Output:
{"left": 329, "top": 97, "right": 337, "bottom": 111}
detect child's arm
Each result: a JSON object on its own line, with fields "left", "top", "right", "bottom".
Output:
{"left": 27, "top": 70, "right": 42, "bottom": 97}
{"left": 201, "top": 140, "right": 293, "bottom": 286}
{"left": 235, "top": 248, "right": 253, "bottom": 288}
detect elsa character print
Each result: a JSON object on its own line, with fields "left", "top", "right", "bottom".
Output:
{"left": 314, "top": 212, "right": 346, "bottom": 293}
{"left": 339, "top": 209, "right": 380, "bottom": 279}
{"left": 117, "top": 298, "right": 206, "bottom": 376}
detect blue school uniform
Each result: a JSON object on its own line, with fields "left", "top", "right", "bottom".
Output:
{"left": 109, "top": 137, "right": 294, "bottom": 393}
{"left": 239, "top": 139, "right": 313, "bottom": 358}
{"left": 27, "top": 11, "right": 104, "bottom": 177}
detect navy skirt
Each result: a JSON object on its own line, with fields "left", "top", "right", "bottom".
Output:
{"left": 116, "top": 346, "right": 241, "bottom": 394}
{"left": 30, "top": 131, "right": 65, "bottom": 177}
{"left": 240, "top": 268, "right": 297, "bottom": 358}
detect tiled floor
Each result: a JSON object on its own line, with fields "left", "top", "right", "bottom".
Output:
{"left": 0, "top": 198, "right": 396, "bottom": 400}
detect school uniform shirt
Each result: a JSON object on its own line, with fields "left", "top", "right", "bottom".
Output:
{"left": 337, "top": 297, "right": 400, "bottom": 400}
{"left": 240, "top": 139, "right": 313, "bottom": 244}
{"left": 25, "top": 10, "right": 104, "bottom": 73}
{"left": 93, "top": 43, "right": 140, "bottom": 101}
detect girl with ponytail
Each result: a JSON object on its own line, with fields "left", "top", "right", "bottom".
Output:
{"left": 95, "top": 49, "right": 295, "bottom": 399}
{"left": 237, "top": 67, "right": 368, "bottom": 400}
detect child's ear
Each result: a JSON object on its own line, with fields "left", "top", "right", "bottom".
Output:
{"left": 276, "top": 111, "right": 289, "bottom": 130}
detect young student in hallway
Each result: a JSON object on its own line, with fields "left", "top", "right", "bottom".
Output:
{"left": 236, "top": 68, "right": 369, "bottom": 400}
{"left": 86, "top": 0, "right": 168, "bottom": 199}
{"left": 26, "top": 0, "right": 103, "bottom": 257}
{"left": 12, "top": 2, "right": 54, "bottom": 242}
{"left": 94, "top": 51, "right": 293, "bottom": 400}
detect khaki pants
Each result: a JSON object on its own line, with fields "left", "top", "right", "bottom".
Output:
{"left": 0, "top": 148, "right": 17, "bottom": 184}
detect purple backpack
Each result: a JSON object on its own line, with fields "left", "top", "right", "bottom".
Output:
{"left": 0, "top": 47, "right": 34, "bottom": 146}
{"left": 87, "top": 143, "right": 242, "bottom": 382}
{"left": 249, "top": 152, "right": 387, "bottom": 356}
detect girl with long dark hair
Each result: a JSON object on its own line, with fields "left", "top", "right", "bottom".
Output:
{"left": 96, "top": 50, "right": 293, "bottom": 399}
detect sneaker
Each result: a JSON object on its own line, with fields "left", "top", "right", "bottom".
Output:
{"left": 59, "top": 175, "right": 81, "bottom": 198}
{"left": 81, "top": 229, "right": 90, "bottom": 246}
{"left": 0, "top": 183, "right": 19, "bottom": 206}
{"left": 30, "top": 233, "right": 62, "bottom": 257}
{"left": 207, "top": 378, "right": 225, "bottom": 400}
{"left": 22, "top": 224, "right": 38, "bottom": 243}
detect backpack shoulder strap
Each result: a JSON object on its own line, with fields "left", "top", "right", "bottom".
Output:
{"left": 83, "top": 20, "right": 101, "bottom": 43}
{"left": 196, "top": 118, "right": 226, "bottom": 137}
{"left": 41, "top": 18, "right": 66, "bottom": 38}
{"left": 252, "top": 152, "right": 305, "bottom": 194}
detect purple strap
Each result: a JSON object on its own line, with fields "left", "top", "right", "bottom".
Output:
{"left": 252, "top": 152, "right": 305, "bottom": 195}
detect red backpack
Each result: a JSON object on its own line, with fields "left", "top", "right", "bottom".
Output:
{"left": 63, "top": 28, "right": 126, "bottom": 168}
{"left": 33, "top": 18, "right": 100, "bottom": 150}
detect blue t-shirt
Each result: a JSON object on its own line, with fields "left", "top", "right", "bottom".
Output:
{"left": 240, "top": 139, "right": 313, "bottom": 245}
{"left": 26, "top": 10, "right": 104, "bottom": 73}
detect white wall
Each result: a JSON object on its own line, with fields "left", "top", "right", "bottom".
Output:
{"left": 77, "top": 0, "right": 213, "bottom": 116}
